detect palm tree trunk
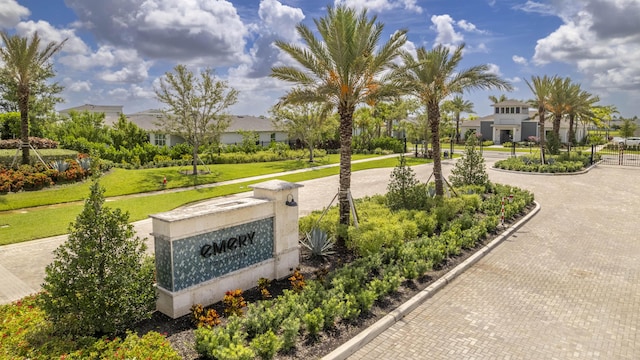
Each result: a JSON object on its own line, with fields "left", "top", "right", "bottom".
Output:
{"left": 538, "top": 109, "right": 546, "bottom": 164}
{"left": 552, "top": 115, "right": 561, "bottom": 141}
{"left": 568, "top": 114, "right": 575, "bottom": 145}
{"left": 386, "top": 119, "right": 393, "bottom": 137}
{"left": 338, "top": 103, "right": 354, "bottom": 234}
{"left": 428, "top": 102, "right": 444, "bottom": 196}
{"left": 18, "top": 85, "right": 30, "bottom": 165}
{"left": 455, "top": 114, "right": 461, "bottom": 143}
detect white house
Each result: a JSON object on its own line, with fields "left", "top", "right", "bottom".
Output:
{"left": 460, "top": 100, "right": 586, "bottom": 144}
{"left": 58, "top": 104, "right": 289, "bottom": 147}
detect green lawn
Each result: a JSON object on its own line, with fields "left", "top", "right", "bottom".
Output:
{"left": 0, "top": 156, "right": 428, "bottom": 245}
{"left": 0, "top": 154, "right": 379, "bottom": 211}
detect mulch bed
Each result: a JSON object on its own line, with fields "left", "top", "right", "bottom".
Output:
{"left": 135, "top": 205, "right": 533, "bottom": 359}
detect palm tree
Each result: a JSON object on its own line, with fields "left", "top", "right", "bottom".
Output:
{"left": 547, "top": 76, "right": 573, "bottom": 143}
{"left": 526, "top": 75, "right": 556, "bottom": 163}
{"left": 488, "top": 94, "right": 508, "bottom": 104}
{"left": 392, "top": 44, "right": 512, "bottom": 196}
{"left": 0, "top": 31, "right": 66, "bottom": 164}
{"left": 566, "top": 85, "right": 599, "bottom": 145}
{"left": 271, "top": 5, "right": 407, "bottom": 229}
{"left": 444, "top": 95, "right": 474, "bottom": 143}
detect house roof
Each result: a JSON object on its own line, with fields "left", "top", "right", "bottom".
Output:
{"left": 125, "top": 110, "right": 278, "bottom": 133}
{"left": 58, "top": 104, "right": 123, "bottom": 126}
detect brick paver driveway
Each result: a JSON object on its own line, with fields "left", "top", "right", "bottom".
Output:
{"left": 349, "top": 164, "right": 640, "bottom": 359}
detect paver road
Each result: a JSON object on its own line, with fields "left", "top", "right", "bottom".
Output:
{"left": 348, "top": 164, "right": 640, "bottom": 359}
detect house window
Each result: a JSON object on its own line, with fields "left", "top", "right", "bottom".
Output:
{"left": 516, "top": 107, "right": 520, "bottom": 114}
{"left": 501, "top": 107, "right": 505, "bottom": 113}
{"left": 154, "top": 134, "right": 166, "bottom": 146}
{"left": 270, "top": 133, "right": 276, "bottom": 141}
{"left": 495, "top": 107, "right": 499, "bottom": 114}
{"left": 510, "top": 107, "right": 515, "bottom": 114}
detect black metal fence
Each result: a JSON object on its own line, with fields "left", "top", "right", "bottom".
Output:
{"left": 597, "top": 144, "right": 640, "bottom": 166}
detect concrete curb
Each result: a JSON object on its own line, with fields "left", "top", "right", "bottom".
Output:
{"left": 322, "top": 200, "right": 542, "bottom": 360}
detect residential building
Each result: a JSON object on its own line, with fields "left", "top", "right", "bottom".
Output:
{"left": 58, "top": 104, "right": 289, "bottom": 147}
{"left": 460, "top": 100, "right": 586, "bottom": 144}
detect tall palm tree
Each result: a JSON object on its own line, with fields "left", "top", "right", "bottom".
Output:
{"left": 0, "top": 31, "right": 66, "bottom": 164}
{"left": 488, "top": 94, "right": 508, "bottom": 104}
{"left": 566, "top": 85, "right": 599, "bottom": 145}
{"left": 271, "top": 5, "right": 407, "bottom": 229}
{"left": 392, "top": 44, "right": 512, "bottom": 196}
{"left": 526, "top": 75, "right": 556, "bottom": 163}
{"left": 548, "top": 76, "right": 573, "bottom": 142}
{"left": 444, "top": 95, "right": 474, "bottom": 143}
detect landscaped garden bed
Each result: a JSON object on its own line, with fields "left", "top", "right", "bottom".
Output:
{"left": 493, "top": 152, "right": 598, "bottom": 173}
{"left": 0, "top": 182, "right": 534, "bottom": 360}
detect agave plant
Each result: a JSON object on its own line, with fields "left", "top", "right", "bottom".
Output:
{"left": 49, "top": 160, "right": 69, "bottom": 172}
{"left": 300, "top": 227, "right": 335, "bottom": 260}
{"left": 77, "top": 157, "right": 91, "bottom": 171}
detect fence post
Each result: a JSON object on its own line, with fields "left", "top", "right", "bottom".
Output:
{"left": 590, "top": 144, "right": 594, "bottom": 165}
{"left": 450, "top": 138, "right": 454, "bottom": 157}
{"left": 512, "top": 141, "right": 516, "bottom": 157}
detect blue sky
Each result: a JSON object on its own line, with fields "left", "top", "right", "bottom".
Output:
{"left": 2, "top": 0, "right": 639, "bottom": 118}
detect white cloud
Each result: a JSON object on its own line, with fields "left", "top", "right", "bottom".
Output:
{"left": 507, "top": 76, "right": 522, "bottom": 83}
{"left": 100, "top": 60, "right": 152, "bottom": 83}
{"left": 457, "top": 20, "right": 486, "bottom": 34}
{"left": 486, "top": 63, "right": 502, "bottom": 76}
{"left": 512, "top": 55, "right": 528, "bottom": 65}
{"left": 0, "top": 0, "right": 29, "bottom": 28}
{"left": 259, "top": 0, "right": 304, "bottom": 42}
{"left": 513, "top": 1, "right": 556, "bottom": 16}
{"left": 532, "top": 1, "right": 640, "bottom": 92}
{"left": 64, "top": 79, "right": 92, "bottom": 92}
{"left": 14, "top": 20, "right": 89, "bottom": 54}
{"left": 334, "top": 0, "right": 422, "bottom": 13}
{"left": 431, "top": 14, "right": 463, "bottom": 48}
{"left": 65, "top": 0, "right": 250, "bottom": 65}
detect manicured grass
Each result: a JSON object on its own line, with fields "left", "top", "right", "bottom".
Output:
{"left": 0, "top": 154, "right": 378, "bottom": 211}
{"left": 0, "top": 156, "right": 429, "bottom": 245}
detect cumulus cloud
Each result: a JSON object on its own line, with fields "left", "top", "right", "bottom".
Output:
{"left": 99, "top": 60, "right": 152, "bottom": 83}
{"left": 512, "top": 55, "right": 528, "bottom": 65}
{"left": 531, "top": 1, "right": 640, "bottom": 92}
{"left": 14, "top": 20, "right": 89, "bottom": 54}
{"left": 457, "top": 20, "right": 486, "bottom": 34}
{"left": 60, "top": 46, "right": 143, "bottom": 71}
{"left": 64, "top": 79, "right": 92, "bottom": 92}
{"left": 431, "top": 14, "right": 463, "bottom": 48}
{"left": 0, "top": 0, "right": 30, "bottom": 28}
{"left": 64, "top": 0, "right": 250, "bottom": 66}
{"left": 486, "top": 63, "right": 502, "bottom": 76}
{"left": 334, "top": 0, "right": 423, "bottom": 13}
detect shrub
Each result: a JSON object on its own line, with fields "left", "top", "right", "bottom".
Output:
{"left": 258, "top": 277, "right": 272, "bottom": 299}
{"left": 250, "top": 330, "right": 282, "bottom": 360}
{"left": 449, "top": 136, "right": 489, "bottom": 188}
{"left": 289, "top": 268, "right": 306, "bottom": 292}
{"left": 40, "top": 171, "right": 156, "bottom": 336}
{"left": 303, "top": 307, "right": 324, "bottom": 338}
{"left": 191, "top": 303, "right": 222, "bottom": 328}
{"left": 279, "top": 317, "right": 301, "bottom": 351}
{"left": 386, "top": 155, "right": 430, "bottom": 211}
{"left": 224, "top": 289, "right": 248, "bottom": 317}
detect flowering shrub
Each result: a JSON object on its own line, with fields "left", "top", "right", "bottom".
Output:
{"left": 0, "top": 137, "right": 59, "bottom": 149}
{"left": 223, "top": 289, "right": 247, "bottom": 317}
{"left": 0, "top": 159, "right": 89, "bottom": 193}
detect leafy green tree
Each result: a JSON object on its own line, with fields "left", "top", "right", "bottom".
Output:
{"left": 0, "top": 31, "right": 66, "bottom": 164}
{"left": 155, "top": 64, "right": 239, "bottom": 175}
{"left": 271, "top": 5, "right": 407, "bottom": 230}
{"left": 41, "top": 168, "right": 156, "bottom": 336}
{"left": 0, "top": 112, "right": 20, "bottom": 139}
{"left": 50, "top": 110, "right": 110, "bottom": 149}
{"left": 526, "top": 75, "right": 556, "bottom": 163}
{"left": 619, "top": 119, "right": 638, "bottom": 138}
{"left": 110, "top": 114, "right": 149, "bottom": 150}
{"left": 270, "top": 102, "right": 338, "bottom": 162}
{"left": 392, "top": 44, "right": 511, "bottom": 196}
{"left": 565, "top": 85, "right": 599, "bottom": 145}
{"left": 449, "top": 135, "right": 489, "bottom": 188}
